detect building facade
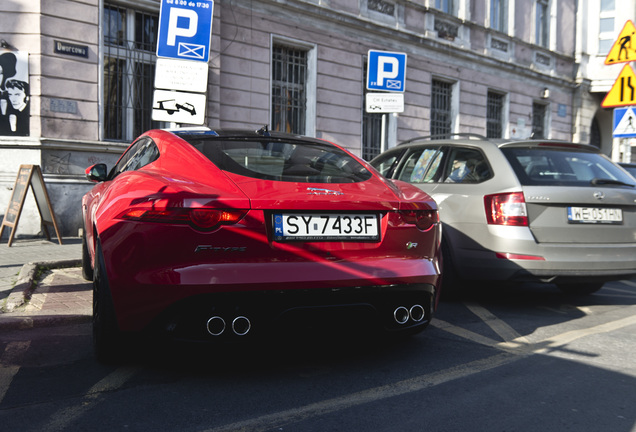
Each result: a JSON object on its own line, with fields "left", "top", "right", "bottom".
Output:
{"left": 0, "top": 0, "right": 620, "bottom": 239}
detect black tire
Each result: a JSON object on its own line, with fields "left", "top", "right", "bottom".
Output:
{"left": 81, "top": 230, "right": 94, "bottom": 281}
{"left": 439, "top": 240, "right": 464, "bottom": 299}
{"left": 557, "top": 282, "right": 604, "bottom": 295}
{"left": 93, "top": 240, "right": 123, "bottom": 363}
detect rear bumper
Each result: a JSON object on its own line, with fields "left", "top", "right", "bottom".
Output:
{"left": 140, "top": 283, "right": 438, "bottom": 340}
{"left": 455, "top": 242, "right": 636, "bottom": 283}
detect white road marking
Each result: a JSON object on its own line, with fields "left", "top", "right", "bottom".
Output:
{"left": 42, "top": 367, "right": 139, "bottom": 432}
{"left": 464, "top": 302, "right": 529, "bottom": 344}
{"left": 0, "top": 341, "right": 31, "bottom": 404}
{"left": 202, "top": 352, "right": 518, "bottom": 432}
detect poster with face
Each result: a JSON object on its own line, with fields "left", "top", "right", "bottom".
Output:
{"left": 0, "top": 49, "right": 29, "bottom": 136}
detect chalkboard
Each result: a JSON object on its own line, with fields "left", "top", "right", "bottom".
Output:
{"left": 0, "top": 165, "right": 63, "bottom": 247}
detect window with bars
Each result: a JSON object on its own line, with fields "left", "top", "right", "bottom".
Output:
{"left": 490, "top": 0, "right": 508, "bottom": 32}
{"left": 535, "top": 0, "right": 549, "bottom": 48}
{"left": 431, "top": 79, "right": 453, "bottom": 138}
{"left": 532, "top": 102, "right": 547, "bottom": 139}
{"left": 103, "top": 4, "right": 161, "bottom": 141}
{"left": 487, "top": 91, "right": 504, "bottom": 138}
{"left": 271, "top": 44, "right": 307, "bottom": 135}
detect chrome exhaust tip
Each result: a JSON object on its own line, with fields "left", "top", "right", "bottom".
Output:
{"left": 409, "top": 304, "right": 426, "bottom": 322}
{"left": 206, "top": 316, "right": 226, "bottom": 336}
{"left": 232, "top": 316, "right": 251, "bottom": 336}
{"left": 394, "top": 306, "right": 409, "bottom": 325}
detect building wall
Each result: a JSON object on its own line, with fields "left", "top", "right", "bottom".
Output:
{"left": 0, "top": 0, "right": 583, "bottom": 240}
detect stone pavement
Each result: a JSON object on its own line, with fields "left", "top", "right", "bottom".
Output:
{"left": 0, "top": 237, "right": 90, "bottom": 329}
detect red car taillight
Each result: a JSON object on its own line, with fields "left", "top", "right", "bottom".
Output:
{"left": 400, "top": 209, "right": 439, "bottom": 232}
{"left": 484, "top": 192, "right": 528, "bottom": 226}
{"left": 118, "top": 208, "right": 247, "bottom": 231}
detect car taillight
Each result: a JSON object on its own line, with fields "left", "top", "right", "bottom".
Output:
{"left": 400, "top": 209, "right": 439, "bottom": 231}
{"left": 484, "top": 192, "right": 528, "bottom": 226}
{"left": 118, "top": 208, "right": 247, "bottom": 231}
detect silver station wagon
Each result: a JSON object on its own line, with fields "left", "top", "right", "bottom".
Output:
{"left": 370, "top": 135, "right": 636, "bottom": 295}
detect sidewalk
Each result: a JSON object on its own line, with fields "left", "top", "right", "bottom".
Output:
{"left": 0, "top": 237, "right": 90, "bottom": 330}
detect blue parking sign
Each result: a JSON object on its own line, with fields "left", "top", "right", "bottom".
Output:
{"left": 157, "top": 0, "right": 214, "bottom": 63}
{"left": 367, "top": 50, "right": 407, "bottom": 92}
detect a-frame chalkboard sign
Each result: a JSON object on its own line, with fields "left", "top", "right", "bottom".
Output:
{"left": 0, "top": 165, "right": 63, "bottom": 247}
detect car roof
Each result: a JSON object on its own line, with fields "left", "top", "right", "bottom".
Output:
{"left": 166, "top": 126, "right": 318, "bottom": 142}
{"left": 395, "top": 134, "right": 600, "bottom": 153}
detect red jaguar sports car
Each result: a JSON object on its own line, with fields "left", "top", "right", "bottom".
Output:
{"left": 82, "top": 127, "right": 441, "bottom": 360}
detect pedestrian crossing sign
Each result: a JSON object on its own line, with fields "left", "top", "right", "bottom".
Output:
{"left": 605, "top": 20, "right": 636, "bottom": 65}
{"left": 613, "top": 106, "right": 636, "bottom": 137}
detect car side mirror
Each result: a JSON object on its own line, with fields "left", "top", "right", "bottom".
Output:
{"left": 85, "top": 163, "right": 108, "bottom": 183}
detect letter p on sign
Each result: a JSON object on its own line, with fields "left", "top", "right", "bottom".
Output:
{"left": 167, "top": 8, "right": 198, "bottom": 46}
{"left": 376, "top": 56, "right": 399, "bottom": 86}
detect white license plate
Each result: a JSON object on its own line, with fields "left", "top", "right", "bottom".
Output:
{"left": 273, "top": 213, "right": 380, "bottom": 241}
{"left": 567, "top": 207, "right": 623, "bottom": 224}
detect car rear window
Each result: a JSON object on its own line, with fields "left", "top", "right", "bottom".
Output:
{"left": 186, "top": 138, "right": 373, "bottom": 183}
{"left": 502, "top": 147, "right": 636, "bottom": 187}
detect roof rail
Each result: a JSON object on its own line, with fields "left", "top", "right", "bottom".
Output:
{"left": 398, "top": 133, "right": 488, "bottom": 146}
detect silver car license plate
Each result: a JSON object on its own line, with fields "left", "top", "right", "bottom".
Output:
{"left": 567, "top": 207, "right": 623, "bottom": 224}
{"left": 273, "top": 213, "right": 380, "bottom": 241}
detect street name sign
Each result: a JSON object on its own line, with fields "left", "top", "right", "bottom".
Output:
{"left": 602, "top": 64, "right": 636, "bottom": 108}
{"left": 367, "top": 50, "right": 407, "bottom": 92}
{"left": 156, "top": 0, "right": 214, "bottom": 63}
{"left": 605, "top": 20, "right": 636, "bottom": 65}
{"left": 613, "top": 106, "right": 636, "bottom": 137}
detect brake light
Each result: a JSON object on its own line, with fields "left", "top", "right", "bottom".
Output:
{"left": 484, "top": 192, "right": 528, "bottom": 226}
{"left": 400, "top": 209, "right": 439, "bottom": 231}
{"left": 118, "top": 208, "right": 247, "bottom": 231}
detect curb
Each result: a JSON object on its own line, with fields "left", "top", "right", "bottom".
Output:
{"left": 4, "top": 259, "right": 83, "bottom": 312}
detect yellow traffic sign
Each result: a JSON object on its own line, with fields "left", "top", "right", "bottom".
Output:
{"left": 602, "top": 64, "right": 636, "bottom": 108}
{"left": 605, "top": 20, "right": 636, "bottom": 65}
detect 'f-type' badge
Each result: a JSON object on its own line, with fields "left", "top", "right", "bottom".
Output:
{"left": 307, "top": 187, "right": 343, "bottom": 196}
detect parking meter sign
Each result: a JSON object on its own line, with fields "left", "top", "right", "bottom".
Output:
{"left": 157, "top": 0, "right": 214, "bottom": 63}
{"left": 367, "top": 50, "right": 407, "bottom": 92}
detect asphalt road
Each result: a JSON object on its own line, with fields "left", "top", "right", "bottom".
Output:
{"left": 1, "top": 279, "right": 636, "bottom": 432}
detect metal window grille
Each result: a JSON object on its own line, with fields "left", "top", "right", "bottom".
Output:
{"left": 362, "top": 110, "right": 387, "bottom": 161}
{"left": 103, "top": 4, "right": 160, "bottom": 141}
{"left": 532, "top": 102, "right": 547, "bottom": 139}
{"left": 431, "top": 80, "right": 452, "bottom": 138}
{"left": 271, "top": 45, "right": 307, "bottom": 134}
{"left": 487, "top": 92, "right": 504, "bottom": 138}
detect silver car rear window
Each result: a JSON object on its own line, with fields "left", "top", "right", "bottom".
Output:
{"left": 502, "top": 147, "right": 636, "bottom": 187}
{"left": 188, "top": 139, "right": 372, "bottom": 183}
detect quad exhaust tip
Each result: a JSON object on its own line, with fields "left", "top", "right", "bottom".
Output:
{"left": 206, "top": 315, "right": 252, "bottom": 336}
{"left": 393, "top": 304, "right": 426, "bottom": 325}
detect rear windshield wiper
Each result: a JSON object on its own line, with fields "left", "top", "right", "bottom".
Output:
{"left": 590, "top": 178, "right": 635, "bottom": 187}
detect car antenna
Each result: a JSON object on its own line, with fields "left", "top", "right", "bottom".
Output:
{"left": 257, "top": 125, "right": 271, "bottom": 137}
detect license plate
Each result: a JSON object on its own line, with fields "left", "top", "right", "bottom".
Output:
{"left": 273, "top": 213, "right": 380, "bottom": 241}
{"left": 567, "top": 207, "right": 623, "bottom": 224}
